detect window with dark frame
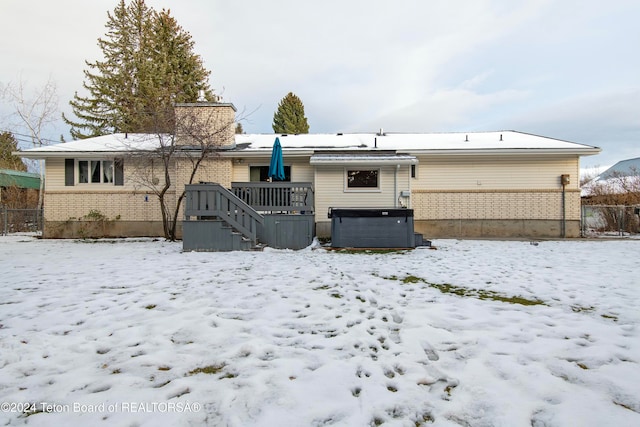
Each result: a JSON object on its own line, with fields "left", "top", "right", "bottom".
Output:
{"left": 346, "top": 169, "right": 379, "bottom": 189}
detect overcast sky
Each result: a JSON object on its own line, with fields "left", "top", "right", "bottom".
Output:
{"left": 1, "top": 0, "right": 639, "bottom": 169}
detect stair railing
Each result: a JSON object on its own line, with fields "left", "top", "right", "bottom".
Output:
{"left": 185, "top": 183, "right": 264, "bottom": 244}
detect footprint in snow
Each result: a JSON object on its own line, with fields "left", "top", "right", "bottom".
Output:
{"left": 90, "top": 384, "right": 111, "bottom": 393}
{"left": 393, "top": 364, "right": 406, "bottom": 375}
{"left": 421, "top": 341, "right": 440, "bottom": 361}
{"left": 389, "top": 326, "right": 401, "bottom": 344}
{"left": 356, "top": 367, "right": 371, "bottom": 378}
{"left": 391, "top": 311, "right": 403, "bottom": 324}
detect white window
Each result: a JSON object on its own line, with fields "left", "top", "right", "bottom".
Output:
{"left": 345, "top": 169, "right": 380, "bottom": 191}
{"left": 78, "top": 160, "right": 114, "bottom": 184}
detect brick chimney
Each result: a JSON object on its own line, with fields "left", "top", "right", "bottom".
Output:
{"left": 173, "top": 102, "right": 237, "bottom": 148}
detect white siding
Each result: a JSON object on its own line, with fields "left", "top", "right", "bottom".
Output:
{"left": 292, "top": 159, "right": 314, "bottom": 182}
{"left": 45, "top": 157, "right": 145, "bottom": 191}
{"left": 414, "top": 155, "right": 580, "bottom": 190}
{"left": 231, "top": 156, "right": 314, "bottom": 183}
{"left": 231, "top": 159, "right": 252, "bottom": 182}
{"left": 315, "top": 165, "right": 410, "bottom": 220}
{"left": 45, "top": 158, "right": 66, "bottom": 191}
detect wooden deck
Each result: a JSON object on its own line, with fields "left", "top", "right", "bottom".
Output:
{"left": 231, "top": 182, "right": 314, "bottom": 213}
{"left": 183, "top": 182, "right": 314, "bottom": 251}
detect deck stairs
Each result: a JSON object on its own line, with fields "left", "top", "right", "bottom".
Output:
{"left": 183, "top": 183, "right": 264, "bottom": 252}
{"left": 183, "top": 182, "right": 315, "bottom": 252}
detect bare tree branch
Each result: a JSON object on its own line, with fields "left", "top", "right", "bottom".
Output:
{"left": 6, "top": 75, "right": 59, "bottom": 148}
{"left": 3, "top": 74, "right": 59, "bottom": 211}
{"left": 123, "top": 104, "right": 239, "bottom": 241}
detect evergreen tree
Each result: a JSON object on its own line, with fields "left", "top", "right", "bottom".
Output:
{"left": 138, "top": 9, "right": 214, "bottom": 132}
{"left": 272, "top": 92, "right": 309, "bottom": 134}
{"left": 0, "top": 132, "right": 27, "bottom": 171}
{"left": 235, "top": 122, "right": 244, "bottom": 134}
{"left": 63, "top": 0, "right": 213, "bottom": 138}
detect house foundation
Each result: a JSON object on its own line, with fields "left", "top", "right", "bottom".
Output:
{"left": 44, "top": 220, "right": 172, "bottom": 239}
{"left": 413, "top": 219, "right": 581, "bottom": 239}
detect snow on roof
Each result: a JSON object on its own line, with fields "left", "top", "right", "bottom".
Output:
{"left": 232, "top": 131, "right": 600, "bottom": 153}
{"left": 582, "top": 174, "right": 640, "bottom": 197}
{"left": 236, "top": 133, "right": 371, "bottom": 150}
{"left": 582, "top": 156, "right": 640, "bottom": 196}
{"left": 18, "top": 133, "right": 165, "bottom": 157}
{"left": 18, "top": 130, "right": 600, "bottom": 158}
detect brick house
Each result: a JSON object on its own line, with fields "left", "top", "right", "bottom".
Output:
{"left": 18, "top": 102, "right": 601, "bottom": 240}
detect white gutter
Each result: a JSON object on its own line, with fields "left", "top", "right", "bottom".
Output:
{"left": 402, "top": 148, "right": 602, "bottom": 156}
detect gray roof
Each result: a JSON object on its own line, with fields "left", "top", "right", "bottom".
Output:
{"left": 598, "top": 157, "right": 640, "bottom": 180}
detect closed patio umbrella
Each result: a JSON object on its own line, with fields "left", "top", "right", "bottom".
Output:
{"left": 268, "top": 137, "right": 286, "bottom": 181}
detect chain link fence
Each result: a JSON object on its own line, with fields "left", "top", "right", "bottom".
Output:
{"left": 581, "top": 205, "right": 640, "bottom": 237}
{"left": 0, "top": 206, "right": 43, "bottom": 235}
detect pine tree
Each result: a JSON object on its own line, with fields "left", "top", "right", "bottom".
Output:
{"left": 0, "top": 132, "right": 27, "bottom": 171}
{"left": 63, "top": 0, "right": 213, "bottom": 138}
{"left": 272, "top": 92, "right": 310, "bottom": 134}
{"left": 137, "top": 9, "right": 214, "bottom": 132}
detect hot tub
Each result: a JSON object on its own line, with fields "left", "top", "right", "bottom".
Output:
{"left": 328, "top": 207, "right": 415, "bottom": 248}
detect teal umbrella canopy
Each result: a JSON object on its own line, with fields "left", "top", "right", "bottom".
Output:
{"left": 268, "top": 137, "right": 286, "bottom": 181}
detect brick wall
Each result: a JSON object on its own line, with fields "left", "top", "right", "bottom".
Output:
{"left": 411, "top": 189, "right": 582, "bottom": 221}
{"left": 44, "top": 190, "right": 171, "bottom": 222}
{"left": 174, "top": 157, "right": 233, "bottom": 219}
{"left": 44, "top": 157, "right": 232, "bottom": 224}
{"left": 174, "top": 103, "right": 236, "bottom": 148}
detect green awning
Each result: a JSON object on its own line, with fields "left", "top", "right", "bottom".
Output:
{"left": 0, "top": 169, "right": 41, "bottom": 190}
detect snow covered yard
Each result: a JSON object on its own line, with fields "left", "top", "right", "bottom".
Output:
{"left": 1, "top": 236, "right": 639, "bottom": 427}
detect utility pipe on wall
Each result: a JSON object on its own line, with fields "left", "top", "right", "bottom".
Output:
{"left": 394, "top": 164, "right": 399, "bottom": 207}
{"left": 560, "top": 174, "right": 570, "bottom": 238}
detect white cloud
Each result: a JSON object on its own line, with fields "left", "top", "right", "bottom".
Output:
{"left": 353, "top": 86, "right": 530, "bottom": 132}
{"left": 498, "top": 89, "right": 640, "bottom": 167}
{"left": 1, "top": 0, "right": 638, "bottom": 156}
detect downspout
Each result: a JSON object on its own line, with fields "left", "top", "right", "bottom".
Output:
{"left": 394, "top": 164, "right": 399, "bottom": 207}
{"left": 560, "top": 174, "right": 570, "bottom": 238}
{"left": 562, "top": 184, "right": 566, "bottom": 238}
{"left": 408, "top": 161, "right": 413, "bottom": 209}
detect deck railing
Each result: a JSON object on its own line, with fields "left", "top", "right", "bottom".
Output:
{"left": 231, "top": 182, "right": 314, "bottom": 213}
{"left": 184, "top": 183, "right": 264, "bottom": 244}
